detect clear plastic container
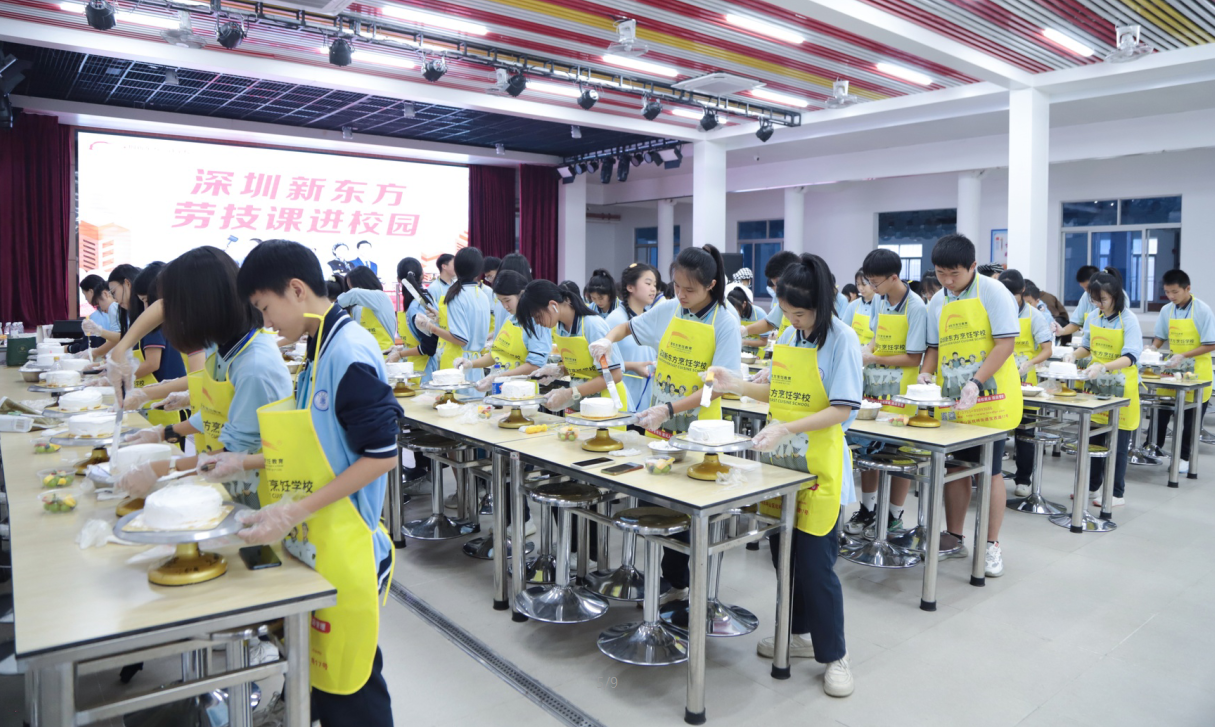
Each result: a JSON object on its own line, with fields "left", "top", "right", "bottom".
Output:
{"left": 0, "top": 415, "right": 33, "bottom": 433}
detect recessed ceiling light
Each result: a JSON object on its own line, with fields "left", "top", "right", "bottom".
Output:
{"left": 528, "top": 81, "right": 581, "bottom": 98}
{"left": 380, "top": 6, "right": 489, "bottom": 36}
{"left": 724, "top": 13, "right": 804, "bottom": 44}
{"left": 1043, "top": 28, "right": 1095, "bottom": 57}
{"left": 875, "top": 62, "right": 932, "bottom": 86}
{"left": 603, "top": 54, "right": 679, "bottom": 78}
{"left": 750, "top": 88, "right": 809, "bottom": 108}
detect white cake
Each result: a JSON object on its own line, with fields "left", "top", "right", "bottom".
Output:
{"left": 142, "top": 483, "right": 223, "bottom": 530}
{"left": 1054, "top": 345, "right": 1074, "bottom": 360}
{"left": 68, "top": 412, "right": 116, "bottom": 437}
{"left": 688, "top": 420, "right": 737, "bottom": 445}
{"left": 501, "top": 380, "right": 536, "bottom": 399}
{"left": 386, "top": 361, "right": 414, "bottom": 378}
{"left": 58, "top": 389, "right": 102, "bottom": 412}
{"left": 431, "top": 368, "right": 464, "bottom": 386}
{"left": 1139, "top": 349, "right": 1162, "bottom": 366}
{"left": 580, "top": 398, "right": 617, "bottom": 418}
{"left": 1048, "top": 362, "right": 1079, "bottom": 378}
{"left": 42, "top": 370, "right": 80, "bottom": 387}
{"left": 906, "top": 383, "right": 942, "bottom": 401}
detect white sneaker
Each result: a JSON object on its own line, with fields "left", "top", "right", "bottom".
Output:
{"left": 984, "top": 542, "right": 1004, "bottom": 578}
{"left": 756, "top": 633, "right": 815, "bottom": 659}
{"left": 1179, "top": 459, "right": 1190, "bottom": 475}
{"left": 823, "top": 654, "right": 854, "bottom": 697}
{"left": 1093, "top": 496, "right": 1125, "bottom": 507}
{"left": 659, "top": 586, "right": 689, "bottom": 606}
{"left": 1013, "top": 483, "right": 1031, "bottom": 497}
{"left": 444, "top": 493, "right": 458, "bottom": 510}
{"left": 247, "top": 640, "right": 280, "bottom": 666}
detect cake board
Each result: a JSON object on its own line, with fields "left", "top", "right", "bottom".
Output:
{"left": 893, "top": 396, "right": 956, "bottom": 428}
{"left": 483, "top": 394, "right": 547, "bottom": 429}
{"left": 424, "top": 380, "right": 474, "bottom": 407}
{"left": 113, "top": 503, "right": 251, "bottom": 586}
{"left": 390, "top": 373, "right": 424, "bottom": 398}
{"left": 667, "top": 435, "right": 754, "bottom": 481}
{"left": 564, "top": 412, "right": 638, "bottom": 451}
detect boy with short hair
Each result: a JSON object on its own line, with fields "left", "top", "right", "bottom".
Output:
{"left": 429, "top": 253, "right": 456, "bottom": 300}
{"left": 1150, "top": 268, "right": 1215, "bottom": 473}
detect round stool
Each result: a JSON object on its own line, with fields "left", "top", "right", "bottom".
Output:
{"left": 585, "top": 497, "right": 651, "bottom": 602}
{"left": 660, "top": 513, "right": 758, "bottom": 638}
{"left": 597, "top": 507, "right": 690, "bottom": 665}
{"left": 515, "top": 483, "right": 610, "bottom": 623}
{"left": 841, "top": 453, "right": 922, "bottom": 568}
{"left": 402, "top": 435, "right": 476, "bottom": 541}
{"left": 1007, "top": 430, "right": 1067, "bottom": 515}
{"left": 1049, "top": 445, "right": 1117, "bottom": 533}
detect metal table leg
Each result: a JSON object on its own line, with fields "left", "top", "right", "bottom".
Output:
{"left": 491, "top": 449, "right": 509, "bottom": 610}
{"left": 1188, "top": 393, "right": 1203, "bottom": 480}
{"left": 36, "top": 662, "right": 73, "bottom": 727}
{"left": 920, "top": 452, "right": 946, "bottom": 611}
{"left": 285, "top": 612, "right": 309, "bottom": 727}
{"left": 1098, "top": 406, "right": 1121, "bottom": 527}
{"left": 771, "top": 492, "right": 795, "bottom": 677}
{"left": 510, "top": 452, "right": 529, "bottom": 622}
{"left": 383, "top": 437, "right": 404, "bottom": 546}
{"left": 1169, "top": 389, "right": 1185, "bottom": 488}
{"left": 970, "top": 442, "right": 992, "bottom": 587}
{"left": 684, "top": 513, "right": 710, "bottom": 725}
{"left": 1049, "top": 413, "right": 1114, "bottom": 532}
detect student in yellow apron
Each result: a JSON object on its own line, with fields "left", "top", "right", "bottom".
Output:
{"left": 920, "top": 235, "right": 1022, "bottom": 578}
{"left": 336, "top": 266, "right": 397, "bottom": 355}
{"left": 1068, "top": 273, "right": 1142, "bottom": 505}
{"left": 414, "top": 246, "right": 491, "bottom": 385}
{"left": 705, "top": 253, "right": 858, "bottom": 698}
{"left": 585, "top": 268, "right": 618, "bottom": 318}
{"left": 998, "top": 270, "right": 1055, "bottom": 498}
{"left": 236, "top": 240, "right": 401, "bottom": 724}
{"left": 388, "top": 257, "right": 439, "bottom": 385}
{"left": 841, "top": 268, "right": 876, "bottom": 346}
{"left": 847, "top": 249, "right": 928, "bottom": 536}
{"left": 1149, "top": 268, "right": 1215, "bottom": 473}
{"left": 741, "top": 250, "right": 803, "bottom": 341}
{"left": 451, "top": 271, "right": 553, "bottom": 392}
{"left": 608, "top": 263, "right": 662, "bottom": 413}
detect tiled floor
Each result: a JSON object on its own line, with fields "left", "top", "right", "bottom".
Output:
{"left": 4, "top": 442, "right": 1215, "bottom": 727}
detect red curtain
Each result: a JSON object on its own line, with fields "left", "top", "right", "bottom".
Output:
{"left": 519, "top": 165, "right": 558, "bottom": 283}
{"left": 0, "top": 113, "right": 74, "bottom": 326}
{"left": 468, "top": 165, "right": 517, "bottom": 259}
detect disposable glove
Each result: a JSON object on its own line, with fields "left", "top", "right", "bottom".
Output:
{"left": 198, "top": 451, "right": 249, "bottom": 483}
{"left": 123, "top": 425, "right": 165, "bottom": 445}
{"left": 956, "top": 380, "right": 980, "bottom": 410}
{"left": 636, "top": 405, "right": 670, "bottom": 431}
{"left": 752, "top": 422, "right": 790, "bottom": 452}
{"left": 236, "top": 499, "right": 310, "bottom": 546}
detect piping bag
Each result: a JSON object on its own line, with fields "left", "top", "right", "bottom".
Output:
{"left": 597, "top": 355, "right": 623, "bottom": 411}
{"left": 700, "top": 370, "right": 715, "bottom": 409}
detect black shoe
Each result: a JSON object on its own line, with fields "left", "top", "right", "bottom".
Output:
{"left": 843, "top": 504, "right": 875, "bottom": 536}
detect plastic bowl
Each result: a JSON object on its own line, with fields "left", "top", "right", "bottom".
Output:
{"left": 39, "top": 489, "right": 80, "bottom": 513}
{"left": 436, "top": 402, "right": 462, "bottom": 418}
{"left": 37, "top": 468, "right": 76, "bottom": 488}
{"left": 648, "top": 440, "right": 688, "bottom": 462}
{"left": 645, "top": 457, "right": 675, "bottom": 475}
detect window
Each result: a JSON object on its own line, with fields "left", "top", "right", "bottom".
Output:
{"left": 1059, "top": 195, "right": 1181, "bottom": 312}
{"left": 878, "top": 243, "right": 925, "bottom": 282}
{"left": 634, "top": 226, "right": 681, "bottom": 268}
{"left": 738, "top": 219, "right": 783, "bottom": 298}
{"left": 876, "top": 208, "right": 957, "bottom": 282}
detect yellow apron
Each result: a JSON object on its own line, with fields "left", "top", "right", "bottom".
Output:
{"left": 491, "top": 318, "right": 528, "bottom": 370}
{"left": 357, "top": 307, "right": 395, "bottom": 354}
{"left": 776, "top": 313, "right": 791, "bottom": 341}
{"left": 395, "top": 310, "right": 432, "bottom": 373}
{"left": 1087, "top": 313, "right": 1139, "bottom": 430}
{"left": 1169, "top": 315, "right": 1212, "bottom": 404}
{"left": 133, "top": 344, "right": 183, "bottom": 431}
{"left": 484, "top": 285, "right": 495, "bottom": 355}
{"left": 554, "top": 323, "right": 629, "bottom": 411}
{"left": 867, "top": 310, "right": 919, "bottom": 415}
{"left": 757, "top": 342, "right": 848, "bottom": 536}
{"left": 649, "top": 307, "right": 720, "bottom": 437}
{"left": 851, "top": 307, "right": 873, "bottom": 346}
{"left": 256, "top": 313, "right": 391, "bottom": 695}
{"left": 1013, "top": 316, "right": 1039, "bottom": 386}
{"left": 936, "top": 294, "right": 1023, "bottom": 430}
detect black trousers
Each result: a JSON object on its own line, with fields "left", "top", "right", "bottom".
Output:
{"left": 1013, "top": 427, "right": 1035, "bottom": 485}
{"left": 311, "top": 647, "right": 393, "bottom": 727}
{"left": 1089, "top": 428, "right": 1133, "bottom": 498}
{"left": 767, "top": 517, "right": 846, "bottom": 664}
{"left": 1155, "top": 399, "right": 1209, "bottom": 462}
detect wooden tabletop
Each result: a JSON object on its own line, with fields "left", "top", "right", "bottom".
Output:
{"left": 0, "top": 375, "right": 335, "bottom": 659}
{"left": 848, "top": 418, "right": 1007, "bottom": 450}
{"left": 396, "top": 392, "right": 571, "bottom": 446}
{"left": 1140, "top": 377, "right": 1211, "bottom": 390}
{"left": 1021, "top": 392, "right": 1130, "bottom": 411}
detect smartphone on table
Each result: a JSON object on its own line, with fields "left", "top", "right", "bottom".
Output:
{"left": 602, "top": 462, "right": 643, "bottom": 476}
{"left": 573, "top": 457, "right": 613, "bottom": 468}
{"left": 239, "top": 545, "right": 282, "bottom": 570}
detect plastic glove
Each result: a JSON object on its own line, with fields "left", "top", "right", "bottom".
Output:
{"left": 453, "top": 357, "right": 470, "bottom": 370}
{"left": 1166, "top": 354, "right": 1186, "bottom": 369}
{"left": 531, "top": 363, "right": 561, "bottom": 379}
{"left": 72, "top": 349, "right": 94, "bottom": 360}
{"left": 1143, "top": 345, "right": 1156, "bottom": 354}
{"left": 752, "top": 422, "right": 790, "bottom": 452}
{"left": 861, "top": 350, "right": 881, "bottom": 366}
{"left": 413, "top": 313, "right": 432, "bottom": 334}
{"left": 704, "top": 366, "right": 745, "bottom": 394}
{"left": 956, "top": 380, "right": 980, "bottom": 410}
{"left": 115, "top": 462, "right": 161, "bottom": 499}
{"left": 588, "top": 337, "right": 613, "bottom": 360}
{"left": 157, "top": 391, "right": 192, "bottom": 411}
{"left": 1018, "top": 360, "right": 1033, "bottom": 377}
{"left": 636, "top": 404, "right": 670, "bottom": 431}
{"left": 917, "top": 372, "right": 936, "bottom": 385}
{"left": 474, "top": 375, "right": 497, "bottom": 393}
{"left": 751, "top": 367, "right": 771, "bottom": 385}
{"left": 544, "top": 387, "right": 576, "bottom": 412}
{"left": 236, "top": 499, "right": 310, "bottom": 546}
{"left": 645, "top": 362, "right": 656, "bottom": 378}
{"left": 105, "top": 350, "right": 138, "bottom": 397}
{"left": 1061, "top": 352, "right": 1075, "bottom": 364}
{"left": 198, "top": 451, "right": 249, "bottom": 483}
{"left": 1050, "top": 320, "right": 1063, "bottom": 334}
{"left": 122, "top": 388, "right": 151, "bottom": 411}
{"left": 386, "top": 347, "right": 402, "bottom": 363}
{"left": 1084, "top": 362, "right": 1107, "bottom": 380}
{"left": 81, "top": 318, "right": 102, "bottom": 337}
{"left": 124, "top": 425, "right": 165, "bottom": 445}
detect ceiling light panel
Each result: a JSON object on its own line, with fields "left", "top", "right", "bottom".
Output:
{"left": 380, "top": 7, "right": 489, "bottom": 36}
{"left": 724, "top": 13, "right": 805, "bottom": 45}
{"left": 602, "top": 54, "right": 679, "bottom": 78}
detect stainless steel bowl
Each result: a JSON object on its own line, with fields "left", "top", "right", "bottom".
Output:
{"left": 856, "top": 406, "right": 880, "bottom": 421}
{"left": 20, "top": 368, "right": 41, "bottom": 383}
{"left": 648, "top": 440, "right": 688, "bottom": 461}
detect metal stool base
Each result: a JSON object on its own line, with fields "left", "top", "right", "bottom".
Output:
{"left": 1006, "top": 493, "right": 1069, "bottom": 516}
{"left": 841, "top": 540, "right": 922, "bottom": 568}
{"left": 660, "top": 599, "right": 760, "bottom": 638}
{"left": 585, "top": 565, "right": 649, "bottom": 602}
{"left": 885, "top": 527, "right": 963, "bottom": 557}
{"left": 515, "top": 584, "right": 609, "bottom": 624}
{"left": 462, "top": 535, "right": 535, "bottom": 560}
{"left": 402, "top": 514, "right": 479, "bottom": 541}
{"left": 1128, "top": 450, "right": 1164, "bottom": 466}
{"left": 1049, "top": 510, "right": 1118, "bottom": 533}
{"left": 597, "top": 621, "right": 689, "bottom": 666}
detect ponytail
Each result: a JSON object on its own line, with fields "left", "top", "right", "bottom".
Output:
{"left": 776, "top": 254, "right": 835, "bottom": 348}
{"left": 672, "top": 244, "right": 727, "bottom": 308}
{"left": 727, "top": 286, "right": 753, "bottom": 320}
{"left": 396, "top": 257, "right": 434, "bottom": 310}
{"left": 1101, "top": 265, "right": 1124, "bottom": 289}
{"left": 444, "top": 246, "right": 483, "bottom": 305}
{"left": 515, "top": 279, "right": 597, "bottom": 339}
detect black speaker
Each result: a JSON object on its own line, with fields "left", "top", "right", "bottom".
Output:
{"left": 721, "top": 252, "right": 744, "bottom": 280}
{"left": 52, "top": 320, "right": 84, "bottom": 339}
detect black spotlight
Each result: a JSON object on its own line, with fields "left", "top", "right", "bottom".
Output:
{"left": 616, "top": 155, "right": 630, "bottom": 182}
{"left": 641, "top": 96, "right": 661, "bottom": 121}
{"left": 329, "top": 38, "right": 353, "bottom": 67}
{"left": 422, "top": 57, "right": 447, "bottom": 82}
{"left": 85, "top": 0, "right": 116, "bottom": 30}
{"left": 630, "top": 152, "right": 645, "bottom": 167}
{"left": 216, "top": 20, "right": 245, "bottom": 49}
{"left": 599, "top": 157, "right": 615, "bottom": 184}
{"left": 505, "top": 71, "right": 527, "bottom": 97}
{"left": 756, "top": 119, "right": 774, "bottom": 143}
{"left": 699, "top": 108, "right": 718, "bottom": 131}
{"left": 577, "top": 88, "right": 598, "bottom": 110}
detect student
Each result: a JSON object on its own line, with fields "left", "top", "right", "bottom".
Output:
{"left": 336, "top": 266, "right": 396, "bottom": 355}
{"left": 920, "top": 234, "right": 1022, "bottom": 577}
{"left": 455, "top": 271, "right": 553, "bottom": 392}
{"left": 350, "top": 240, "right": 377, "bottom": 275}
{"left": 1056, "top": 265, "right": 1128, "bottom": 338}
{"left": 388, "top": 257, "right": 439, "bottom": 383}
{"left": 1000, "top": 270, "right": 1054, "bottom": 498}
{"left": 489, "top": 253, "right": 534, "bottom": 344}
{"left": 415, "top": 246, "right": 491, "bottom": 383}
{"left": 705, "top": 253, "right": 859, "bottom": 698}
{"left": 233, "top": 240, "right": 400, "bottom": 725}
{"left": 124, "top": 264, "right": 189, "bottom": 430}
{"left": 846, "top": 249, "right": 927, "bottom": 535}
{"left": 116, "top": 247, "right": 293, "bottom": 507}
{"left": 841, "top": 283, "right": 859, "bottom": 303}
{"left": 728, "top": 286, "right": 766, "bottom": 326}
{"left": 1149, "top": 268, "right": 1215, "bottom": 475}
{"left": 841, "top": 268, "right": 876, "bottom": 347}
{"left": 832, "top": 273, "right": 848, "bottom": 317}
{"left": 606, "top": 262, "right": 661, "bottom": 412}
{"left": 725, "top": 266, "right": 755, "bottom": 303}
{"left": 743, "top": 250, "right": 802, "bottom": 339}
{"left": 591, "top": 245, "right": 742, "bottom": 601}
{"left": 80, "top": 274, "right": 120, "bottom": 333}
{"left": 584, "top": 268, "right": 618, "bottom": 317}
{"left": 88, "top": 263, "right": 143, "bottom": 362}
{"left": 1066, "top": 272, "right": 1141, "bottom": 506}
{"left": 428, "top": 252, "right": 456, "bottom": 301}
{"left": 481, "top": 256, "right": 501, "bottom": 286}
{"left": 559, "top": 279, "right": 582, "bottom": 300}
{"left": 920, "top": 272, "right": 941, "bottom": 302}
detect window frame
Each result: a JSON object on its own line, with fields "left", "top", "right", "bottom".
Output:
{"left": 737, "top": 219, "right": 784, "bottom": 300}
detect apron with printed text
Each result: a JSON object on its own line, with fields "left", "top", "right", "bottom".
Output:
{"left": 648, "top": 308, "right": 720, "bottom": 438}
{"left": 357, "top": 307, "right": 395, "bottom": 354}
{"left": 936, "top": 295, "right": 1022, "bottom": 430}
{"left": 866, "top": 310, "right": 919, "bottom": 415}
{"left": 1087, "top": 313, "right": 1139, "bottom": 430}
{"left": 554, "top": 323, "right": 629, "bottom": 413}
{"left": 187, "top": 331, "right": 263, "bottom": 500}
{"left": 491, "top": 318, "right": 528, "bottom": 370}
{"left": 1168, "top": 316, "right": 1213, "bottom": 404}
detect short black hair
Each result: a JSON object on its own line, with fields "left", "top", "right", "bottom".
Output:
{"left": 841, "top": 283, "right": 858, "bottom": 298}
{"left": 436, "top": 253, "right": 455, "bottom": 270}
{"left": 498, "top": 252, "right": 532, "bottom": 281}
{"left": 862, "top": 248, "right": 902, "bottom": 279}
{"left": 1023, "top": 279, "right": 1041, "bottom": 299}
{"left": 997, "top": 268, "right": 1025, "bottom": 297}
{"left": 237, "top": 239, "right": 328, "bottom": 299}
{"left": 356, "top": 240, "right": 371, "bottom": 249}
{"left": 1075, "top": 265, "right": 1099, "bottom": 283}
{"left": 1162, "top": 269, "right": 1190, "bottom": 288}
{"left": 481, "top": 256, "right": 501, "bottom": 276}
{"left": 161, "top": 247, "right": 259, "bottom": 352}
{"left": 930, "top": 234, "right": 976, "bottom": 270}
{"left": 908, "top": 280, "right": 922, "bottom": 295}
{"left": 326, "top": 280, "right": 343, "bottom": 301}
{"left": 764, "top": 250, "right": 800, "bottom": 283}
{"left": 1087, "top": 272, "right": 1124, "bottom": 316}
{"left": 79, "top": 274, "right": 106, "bottom": 296}
{"left": 346, "top": 265, "right": 382, "bottom": 292}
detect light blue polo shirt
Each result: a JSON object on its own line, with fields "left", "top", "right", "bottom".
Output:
{"left": 763, "top": 301, "right": 788, "bottom": 332}
{"left": 835, "top": 291, "right": 848, "bottom": 318}
{"left": 1071, "top": 288, "right": 1131, "bottom": 326}
{"left": 1154, "top": 296, "right": 1215, "bottom": 345}
{"left": 1019, "top": 303, "right": 1053, "bottom": 346}
{"left": 629, "top": 297, "right": 742, "bottom": 375}
{"left": 1081, "top": 309, "right": 1143, "bottom": 361}
{"left": 870, "top": 287, "right": 928, "bottom": 354}
{"left": 926, "top": 274, "right": 1019, "bottom": 347}
{"left": 606, "top": 305, "right": 656, "bottom": 412}
{"left": 336, "top": 288, "right": 396, "bottom": 343}
{"left": 427, "top": 277, "right": 451, "bottom": 303}
{"left": 444, "top": 283, "right": 491, "bottom": 368}
{"left": 187, "top": 331, "right": 293, "bottom": 454}
{"left": 89, "top": 300, "right": 121, "bottom": 332}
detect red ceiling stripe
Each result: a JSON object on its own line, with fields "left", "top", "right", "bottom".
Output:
{"left": 937, "top": 0, "right": 1098, "bottom": 65}
{"left": 1034, "top": 0, "right": 1116, "bottom": 43}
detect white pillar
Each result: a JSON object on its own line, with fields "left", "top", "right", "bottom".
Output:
{"left": 692, "top": 141, "right": 727, "bottom": 249}
{"left": 956, "top": 171, "right": 983, "bottom": 244}
{"left": 657, "top": 198, "right": 676, "bottom": 273}
{"left": 1007, "top": 88, "right": 1050, "bottom": 284}
{"left": 557, "top": 175, "right": 586, "bottom": 282}
{"left": 783, "top": 187, "right": 806, "bottom": 255}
